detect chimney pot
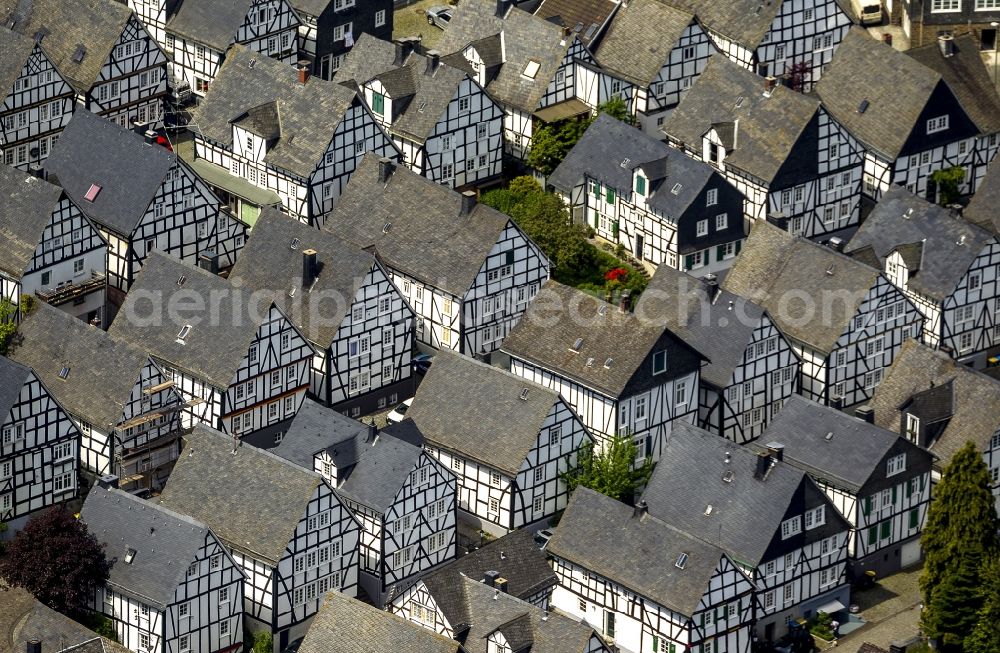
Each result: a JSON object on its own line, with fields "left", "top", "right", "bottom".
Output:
{"left": 765, "top": 441, "right": 784, "bottom": 462}
{"left": 460, "top": 190, "right": 477, "bottom": 216}
{"left": 483, "top": 569, "right": 500, "bottom": 587}
{"left": 618, "top": 288, "right": 632, "bottom": 313}
{"left": 632, "top": 499, "right": 648, "bottom": 518}
{"left": 764, "top": 75, "right": 777, "bottom": 95}
{"left": 27, "top": 640, "right": 41, "bottom": 653}
{"left": 495, "top": 576, "right": 509, "bottom": 593}
{"left": 855, "top": 405, "right": 875, "bottom": 423}
{"left": 766, "top": 212, "right": 789, "bottom": 231}
{"left": 302, "top": 248, "right": 318, "bottom": 287}
{"left": 378, "top": 157, "right": 395, "bottom": 183}
{"left": 425, "top": 50, "right": 440, "bottom": 75}
{"left": 198, "top": 250, "right": 219, "bottom": 275}
{"left": 937, "top": 34, "right": 955, "bottom": 57}
{"left": 97, "top": 474, "right": 119, "bottom": 490}
{"left": 367, "top": 422, "right": 377, "bottom": 442}
{"left": 297, "top": 65, "right": 310, "bottom": 84}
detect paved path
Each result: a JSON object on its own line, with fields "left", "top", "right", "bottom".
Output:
{"left": 818, "top": 566, "right": 923, "bottom": 651}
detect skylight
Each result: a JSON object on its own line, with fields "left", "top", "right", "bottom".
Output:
{"left": 603, "top": 357, "right": 613, "bottom": 369}
{"left": 858, "top": 99, "right": 869, "bottom": 114}
{"left": 58, "top": 366, "right": 70, "bottom": 380}
{"left": 290, "top": 237, "right": 301, "bottom": 250}
{"left": 72, "top": 45, "right": 86, "bottom": 63}
{"left": 124, "top": 548, "right": 136, "bottom": 564}
{"left": 519, "top": 388, "right": 529, "bottom": 401}
{"left": 671, "top": 183, "right": 682, "bottom": 195}
{"left": 570, "top": 337, "right": 583, "bottom": 352}
{"left": 522, "top": 60, "right": 540, "bottom": 79}
{"left": 585, "top": 357, "right": 594, "bottom": 367}
{"left": 735, "top": 96, "right": 744, "bottom": 109}
{"left": 84, "top": 184, "right": 102, "bottom": 202}
{"left": 675, "top": 553, "right": 688, "bottom": 569}
{"left": 723, "top": 470, "right": 734, "bottom": 483}
{"left": 176, "top": 275, "right": 187, "bottom": 287}
{"left": 176, "top": 324, "right": 192, "bottom": 342}
{"left": 620, "top": 157, "right": 631, "bottom": 169}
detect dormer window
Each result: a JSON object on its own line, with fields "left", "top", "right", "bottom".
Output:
{"left": 84, "top": 184, "right": 102, "bottom": 202}
{"left": 905, "top": 413, "right": 920, "bottom": 443}
{"left": 522, "top": 60, "right": 540, "bottom": 79}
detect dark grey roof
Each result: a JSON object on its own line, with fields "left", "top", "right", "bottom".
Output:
{"left": 533, "top": 0, "right": 619, "bottom": 47}
{"left": 299, "top": 589, "right": 461, "bottom": 653}
{"left": 755, "top": 396, "right": 909, "bottom": 493}
{"left": 230, "top": 208, "right": 378, "bottom": 347}
{"left": 815, "top": 27, "right": 942, "bottom": 160}
{"left": 0, "top": 356, "right": 31, "bottom": 422}
{"left": 422, "top": 528, "right": 557, "bottom": 604}
{"left": 45, "top": 110, "right": 173, "bottom": 236}
{"left": 110, "top": 251, "right": 283, "bottom": 389}
{"left": 1, "top": 587, "right": 130, "bottom": 653}
{"left": 166, "top": 0, "right": 256, "bottom": 51}
{"left": 338, "top": 428, "right": 425, "bottom": 513}
{"left": 673, "top": 0, "right": 781, "bottom": 49}
{"left": 0, "top": 27, "right": 35, "bottom": 102}
{"left": 331, "top": 33, "right": 399, "bottom": 88}
{"left": 547, "top": 486, "right": 727, "bottom": 617}
{"left": 722, "top": 220, "right": 881, "bottom": 354}
{"left": 324, "top": 154, "right": 534, "bottom": 296}
{"left": 964, "top": 162, "right": 1000, "bottom": 235}
{"left": 158, "top": 425, "right": 325, "bottom": 565}
{"left": 549, "top": 114, "right": 664, "bottom": 192}
{"left": 0, "top": 166, "right": 64, "bottom": 280}
{"left": 663, "top": 55, "right": 818, "bottom": 184}
{"left": 407, "top": 351, "right": 562, "bottom": 476}
{"left": 595, "top": 0, "right": 693, "bottom": 87}
{"left": 81, "top": 486, "right": 213, "bottom": 610}
{"left": 290, "top": 0, "right": 330, "bottom": 18}
{"left": 636, "top": 266, "right": 765, "bottom": 388}
{"left": 10, "top": 302, "right": 154, "bottom": 429}
{"left": 193, "top": 45, "right": 358, "bottom": 178}
{"left": 1, "top": 0, "right": 134, "bottom": 93}
{"left": 845, "top": 185, "right": 995, "bottom": 302}
{"left": 274, "top": 398, "right": 369, "bottom": 471}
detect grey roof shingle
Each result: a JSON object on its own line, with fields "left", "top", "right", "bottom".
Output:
{"left": 722, "top": 220, "right": 881, "bottom": 354}
{"left": 290, "top": 0, "right": 330, "bottom": 18}
{"left": 299, "top": 589, "right": 461, "bottom": 653}
{"left": 166, "top": 0, "right": 259, "bottom": 52}
{"left": 663, "top": 55, "right": 818, "bottom": 184}
{"left": 158, "top": 425, "right": 324, "bottom": 565}
{"left": 0, "top": 27, "right": 35, "bottom": 102}
{"left": 407, "top": 351, "right": 562, "bottom": 476}
{"left": 0, "top": 356, "right": 31, "bottom": 423}
{"left": 672, "top": 0, "right": 780, "bottom": 50}
{"left": 10, "top": 302, "right": 153, "bottom": 429}
{"left": 595, "top": 0, "right": 693, "bottom": 87}
{"left": 44, "top": 110, "right": 173, "bottom": 236}
{"left": 533, "top": 0, "right": 619, "bottom": 47}
{"left": 1, "top": 0, "right": 133, "bottom": 93}
{"left": 331, "top": 33, "right": 399, "bottom": 88}
{"left": 845, "top": 185, "right": 995, "bottom": 302}
{"left": 193, "top": 45, "right": 358, "bottom": 178}
{"left": 1, "top": 587, "right": 130, "bottom": 653}
{"left": 0, "top": 166, "right": 64, "bottom": 280}
{"left": 230, "top": 208, "right": 378, "bottom": 347}
{"left": 547, "top": 486, "right": 727, "bottom": 617}
{"left": 324, "top": 154, "right": 534, "bottom": 296}
{"left": 109, "top": 251, "right": 280, "bottom": 390}
{"left": 338, "top": 427, "right": 425, "bottom": 513}
{"left": 274, "top": 398, "right": 369, "bottom": 471}
{"left": 963, "top": 162, "right": 1000, "bottom": 236}
{"left": 81, "top": 486, "right": 214, "bottom": 610}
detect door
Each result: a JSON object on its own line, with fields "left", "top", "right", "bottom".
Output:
{"left": 901, "top": 539, "right": 922, "bottom": 567}
{"left": 926, "top": 177, "right": 937, "bottom": 204}
{"left": 635, "top": 233, "right": 645, "bottom": 260}
{"left": 982, "top": 28, "right": 997, "bottom": 51}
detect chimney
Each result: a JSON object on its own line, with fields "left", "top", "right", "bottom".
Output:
{"left": 483, "top": 570, "right": 500, "bottom": 587}
{"left": 937, "top": 34, "right": 955, "bottom": 57}
{"left": 297, "top": 65, "right": 310, "bottom": 84}
{"left": 460, "top": 190, "right": 477, "bottom": 216}
{"left": 766, "top": 212, "right": 789, "bottom": 231}
{"left": 560, "top": 25, "right": 571, "bottom": 45}
{"left": 754, "top": 451, "right": 771, "bottom": 480}
{"left": 97, "top": 474, "right": 119, "bottom": 490}
{"left": 765, "top": 441, "right": 784, "bottom": 462}
{"left": 198, "top": 250, "right": 219, "bottom": 275}
{"left": 618, "top": 288, "right": 632, "bottom": 313}
{"left": 703, "top": 273, "right": 720, "bottom": 303}
{"left": 830, "top": 395, "right": 844, "bottom": 410}
{"left": 27, "top": 163, "right": 44, "bottom": 179}
{"left": 394, "top": 38, "right": 413, "bottom": 66}
{"left": 495, "top": 0, "right": 509, "bottom": 17}
{"left": 495, "top": 577, "right": 509, "bottom": 593}
{"left": 27, "top": 641, "right": 41, "bottom": 653}
{"left": 302, "top": 248, "right": 318, "bottom": 287}
{"left": 378, "top": 157, "right": 395, "bottom": 183}
{"left": 763, "top": 75, "right": 777, "bottom": 95}
{"left": 855, "top": 405, "right": 875, "bottom": 423}
{"left": 425, "top": 50, "right": 440, "bottom": 75}
{"left": 143, "top": 129, "right": 157, "bottom": 144}
{"left": 632, "top": 499, "right": 648, "bottom": 518}
{"left": 367, "top": 422, "right": 377, "bottom": 442}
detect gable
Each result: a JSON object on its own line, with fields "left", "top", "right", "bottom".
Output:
{"left": 244, "top": 303, "right": 311, "bottom": 380}
{"left": 97, "top": 15, "right": 167, "bottom": 84}
{"left": 623, "top": 327, "right": 703, "bottom": 396}
{"left": 771, "top": 111, "right": 820, "bottom": 189}
{"left": 898, "top": 81, "right": 979, "bottom": 156}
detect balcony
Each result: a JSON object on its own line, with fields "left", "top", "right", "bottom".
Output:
{"left": 35, "top": 272, "right": 105, "bottom": 306}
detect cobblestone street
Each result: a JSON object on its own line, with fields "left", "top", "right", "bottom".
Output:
{"left": 818, "top": 566, "right": 923, "bottom": 651}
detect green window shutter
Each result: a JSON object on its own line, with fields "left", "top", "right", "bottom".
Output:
{"left": 669, "top": 645, "right": 677, "bottom": 653}
{"left": 607, "top": 188, "right": 615, "bottom": 203}
{"left": 593, "top": 210, "right": 600, "bottom": 229}
{"left": 685, "top": 254, "right": 695, "bottom": 271}
{"left": 636, "top": 175, "right": 646, "bottom": 195}
{"left": 909, "top": 508, "right": 919, "bottom": 529}
{"left": 372, "top": 92, "right": 385, "bottom": 115}
{"left": 863, "top": 496, "right": 872, "bottom": 516}
{"left": 593, "top": 182, "right": 602, "bottom": 198}
{"left": 891, "top": 486, "right": 897, "bottom": 504}
{"left": 880, "top": 520, "right": 891, "bottom": 539}
{"left": 906, "top": 478, "right": 914, "bottom": 496}
{"left": 920, "top": 474, "right": 927, "bottom": 490}
{"left": 868, "top": 525, "right": 877, "bottom": 546}
{"left": 716, "top": 245, "right": 724, "bottom": 262}
{"left": 653, "top": 636, "right": 659, "bottom": 653}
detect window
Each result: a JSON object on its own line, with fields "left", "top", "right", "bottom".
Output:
{"left": 534, "top": 466, "right": 544, "bottom": 483}
{"left": 804, "top": 506, "right": 825, "bottom": 529}
{"left": 489, "top": 497, "right": 500, "bottom": 513}
{"left": 866, "top": 336, "right": 885, "bottom": 358}
{"left": 927, "top": 115, "right": 950, "bottom": 133}
{"left": 452, "top": 457, "right": 462, "bottom": 472}
{"left": 780, "top": 516, "right": 801, "bottom": 539}
{"left": 349, "top": 335, "right": 370, "bottom": 358}
{"left": 969, "top": 271, "right": 982, "bottom": 291}
{"left": 549, "top": 423, "right": 562, "bottom": 446}
{"left": 696, "top": 220, "right": 708, "bottom": 237}
{"left": 706, "top": 188, "right": 718, "bottom": 206}
{"left": 219, "top": 587, "right": 230, "bottom": 603}
{"left": 211, "top": 554, "right": 221, "bottom": 570}
{"left": 887, "top": 453, "right": 906, "bottom": 476}
{"left": 864, "top": 368, "right": 884, "bottom": 389}
{"left": 187, "top": 563, "right": 197, "bottom": 577}
{"left": 220, "top": 621, "right": 230, "bottom": 637}
{"left": 715, "top": 213, "right": 728, "bottom": 230}
{"left": 139, "top": 633, "right": 150, "bottom": 652}
{"left": 374, "top": 8, "right": 386, "bottom": 26}
{"left": 652, "top": 350, "right": 667, "bottom": 375}
{"left": 635, "top": 396, "right": 647, "bottom": 422}
{"left": 931, "top": 0, "right": 961, "bottom": 9}
{"left": 763, "top": 590, "right": 775, "bottom": 610}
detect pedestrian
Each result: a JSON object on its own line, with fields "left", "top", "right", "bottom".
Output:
{"left": 831, "top": 619, "right": 841, "bottom": 638}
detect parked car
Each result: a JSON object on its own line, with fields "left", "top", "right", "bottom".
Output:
{"left": 387, "top": 398, "right": 414, "bottom": 424}
{"left": 426, "top": 5, "right": 452, "bottom": 28}
{"left": 412, "top": 353, "right": 434, "bottom": 375}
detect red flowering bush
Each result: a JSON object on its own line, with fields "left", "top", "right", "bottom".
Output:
{"left": 605, "top": 267, "right": 628, "bottom": 282}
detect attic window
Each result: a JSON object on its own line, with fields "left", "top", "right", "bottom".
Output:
{"left": 603, "top": 357, "right": 613, "bottom": 369}
{"left": 824, "top": 431, "right": 834, "bottom": 441}
{"left": 671, "top": 183, "right": 682, "bottom": 195}
{"left": 620, "top": 157, "right": 630, "bottom": 169}
{"left": 58, "top": 366, "right": 70, "bottom": 380}
{"left": 735, "top": 96, "right": 744, "bottom": 109}
{"left": 176, "top": 324, "right": 192, "bottom": 341}
{"left": 124, "top": 548, "right": 136, "bottom": 564}
{"left": 288, "top": 287, "right": 297, "bottom": 298}
{"left": 723, "top": 470, "right": 734, "bottom": 483}
{"left": 290, "top": 237, "right": 301, "bottom": 250}
{"left": 72, "top": 44, "right": 86, "bottom": 63}
{"left": 598, "top": 305, "right": 608, "bottom": 316}
{"left": 857, "top": 99, "right": 869, "bottom": 114}
{"left": 176, "top": 275, "right": 187, "bottom": 287}
{"left": 704, "top": 504, "right": 713, "bottom": 516}
{"left": 382, "top": 222, "right": 392, "bottom": 234}
{"left": 84, "top": 184, "right": 102, "bottom": 202}
{"left": 522, "top": 60, "right": 541, "bottom": 79}
{"left": 585, "top": 357, "right": 595, "bottom": 367}
{"left": 519, "top": 388, "right": 529, "bottom": 401}
{"left": 675, "top": 553, "right": 688, "bottom": 569}
{"left": 570, "top": 337, "right": 583, "bottom": 353}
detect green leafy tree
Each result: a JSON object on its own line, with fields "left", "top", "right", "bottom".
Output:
{"left": 561, "top": 435, "right": 652, "bottom": 503}
{"left": 920, "top": 441, "right": 1000, "bottom": 651}
{"left": 252, "top": 629, "right": 273, "bottom": 653}
{"left": 930, "top": 166, "right": 965, "bottom": 205}
{"left": 967, "top": 557, "right": 1000, "bottom": 653}
{"left": 526, "top": 98, "right": 635, "bottom": 175}
{"left": 0, "top": 295, "right": 36, "bottom": 356}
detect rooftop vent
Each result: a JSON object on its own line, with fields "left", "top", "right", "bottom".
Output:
{"left": 124, "top": 547, "right": 136, "bottom": 564}
{"left": 585, "top": 357, "right": 594, "bottom": 367}
{"left": 249, "top": 58, "right": 257, "bottom": 68}
{"left": 675, "top": 552, "right": 688, "bottom": 569}
{"left": 825, "top": 264, "right": 835, "bottom": 276}
{"left": 598, "top": 305, "right": 608, "bottom": 316}
{"left": 671, "top": 183, "right": 682, "bottom": 195}
{"left": 824, "top": 431, "right": 834, "bottom": 441}
{"left": 857, "top": 99, "right": 869, "bottom": 114}
{"left": 723, "top": 470, "right": 734, "bottom": 483}
{"left": 58, "top": 366, "right": 70, "bottom": 380}
{"left": 903, "top": 208, "right": 913, "bottom": 219}
{"left": 620, "top": 157, "right": 630, "bottom": 168}
{"left": 288, "top": 287, "right": 297, "bottom": 298}
{"left": 603, "top": 357, "right": 613, "bottom": 369}
{"left": 570, "top": 337, "right": 583, "bottom": 352}
{"left": 704, "top": 504, "right": 713, "bottom": 516}
{"left": 176, "top": 324, "right": 192, "bottom": 343}
{"left": 176, "top": 275, "right": 187, "bottom": 287}
{"left": 957, "top": 234, "right": 967, "bottom": 246}
{"left": 735, "top": 95, "right": 744, "bottom": 109}
{"left": 84, "top": 183, "right": 102, "bottom": 202}
{"left": 519, "top": 388, "right": 529, "bottom": 401}
{"left": 382, "top": 222, "right": 392, "bottom": 234}
{"left": 290, "top": 237, "right": 301, "bottom": 250}
{"left": 72, "top": 44, "right": 86, "bottom": 63}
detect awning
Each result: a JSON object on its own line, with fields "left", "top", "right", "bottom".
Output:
{"left": 533, "top": 97, "right": 592, "bottom": 123}
{"left": 186, "top": 156, "right": 282, "bottom": 212}
{"left": 816, "top": 599, "right": 846, "bottom": 614}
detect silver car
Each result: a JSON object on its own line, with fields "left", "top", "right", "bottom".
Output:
{"left": 425, "top": 5, "right": 452, "bottom": 28}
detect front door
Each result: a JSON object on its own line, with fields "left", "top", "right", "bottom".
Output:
{"left": 635, "top": 233, "right": 645, "bottom": 260}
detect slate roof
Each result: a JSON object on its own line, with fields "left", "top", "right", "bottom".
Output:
{"left": 0, "top": 356, "right": 31, "bottom": 423}
{"left": 963, "top": 162, "right": 1000, "bottom": 235}
{"left": 596, "top": 0, "right": 693, "bottom": 87}
{"left": 673, "top": 0, "right": 780, "bottom": 49}
{"left": 109, "top": 251, "right": 281, "bottom": 390}
{"left": 722, "top": 220, "right": 881, "bottom": 354}
{"left": 166, "top": 0, "right": 259, "bottom": 52}
{"left": 871, "top": 339, "right": 1000, "bottom": 468}
{"left": 158, "top": 425, "right": 325, "bottom": 565}
{"left": 421, "top": 528, "right": 557, "bottom": 604}
{"left": 754, "top": 395, "right": 909, "bottom": 493}
{"left": 636, "top": 266, "right": 765, "bottom": 388}
{"left": 407, "top": 351, "right": 562, "bottom": 476}
{"left": 0, "top": 0, "right": 133, "bottom": 93}
{"left": 533, "top": 0, "right": 618, "bottom": 47}
{"left": 45, "top": 110, "right": 173, "bottom": 237}
{"left": 274, "top": 398, "right": 370, "bottom": 471}
{"left": 815, "top": 27, "right": 943, "bottom": 160}
{"left": 0, "top": 27, "right": 35, "bottom": 100}
{"left": 547, "top": 486, "right": 727, "bottom": 617}
{"left": 81, "top": 486, "right": 214, "bottom": 610}
{"left": 662, "top": 55, "right": 818, "bottom": 184}
{"left": 331, "top": 33, "right": 400, "bottom": 88}
{"left": 338, "top": 427, "right": 425, "bottom": 513}
{"left": 435, "top": 0, "right": 575, "bottom": 113}
{"left": 324, "top": 154, "right": 534, "bottom": 296}
{"left": 290, "top": 0, "right": 330, "bottom": 18}
{"left": 0, "top": 166, "right": 64, "bottom": 280}
{"left": 501, "top": 280, "right": 705, "bottom": 397}
{"left": 10, "top": 302, "right": 151, "bottom": 430}
{"left": 193, "top": 45, "right": 358, "bottom": 178}
{"left": 0, "top": 587, "right": 130, "bottom": 653}
{"left": 299, "top": 589, "right": 461, "bottom": 653}
{"left": 230, "top": 208, "right": 378, "bottom": 347}
{"left": 845, "top": 185, "right": 995, "bottom": 302}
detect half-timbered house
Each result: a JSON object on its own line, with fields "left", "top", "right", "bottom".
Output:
{"left": 533, "top": 0, "right": 619, "bottom": 49}
{"left": 549, "top": 113, "right": 746, "bottom": 273}
{"left": 0, "top": 27, "right": 74, "bottom": 170}
{"left": 324, "top": 155, "right": 549, "bottom": 355}
{"left": 11, "top": 303, "right": 185, "bottom": 490}
{"left": 337, "top": 420, "right": 457, "bottom": 606}
{"left": 757, "top": 396, "right": 933, "bottom": 578}
{"left": 334, "top": 35, "right": 504, "bottom": 188}
{"left": 109, "top": 251, "right": 312, "bottom": 447}
{"left": 816, "top": 28, "right": 1000, "bottom": 203}
{"left": 643, "top": 422, "right": 852, "bottom": 644}
{"left": 274, "top": 398, "right": 370, "bottom": 482}
{"left": 3, "top": 0, "right": 168, "bottom": 129}
{"left": 292, "top": 0, "right": 394, "bottom": 80}
{"left": 45, "top": 110, "right": 245, "bottom": 309}
{"left": 436, "top": 0, "right": 598, "bottom": 160}
{"left": 501, "top": 280, "right": 706, "bottom": 461}
{"left": 723, "top": 221, "right": 924, "bottom": 407}
{"left": 157, "top": 425, "right": 361, "bottom": 651}
{"left": 548, "top": 486, "right": 758, "bottom": 653}
{"left": 127, "top": 0, "right": 300, "bottom": 99}
{"left": 679, "top": 0, "right": 853, "bottom": 89}
{"left": 407, "top": 351, "right": 590, "bottom": 535}
{"left": 635, "top": 267, "right": 800, "bottom": 444}
{"left": 871, "top": 339, "right": 1000, "bottom": 513}
{"left": 230, "top": 209, "right": 415, "bottom": 416}
{"left": 963, "top": 158, "right": 1000, "bottom": 235}
{"left": 897, "top": 0, "right": 1000, "bottom": 49}
{"left": 0, "top": 165, "right": 106, "bottom": 325}
{"left": 663, "top": 55, "right": 865, "bottom": 239}
{"left": 3, "top": 587, "right": 131, "bottom": 653}
{"left": 189, "top": 45, "right": 400, "bottom": 226}
{"left": 82, "top": 482, "right": 245, "bottom": 653}
{"left": 845, "top": 185, "right": 1000, "bottom": 368}
{"left": 0, "top": 355, "right": 80, "bottom": 533}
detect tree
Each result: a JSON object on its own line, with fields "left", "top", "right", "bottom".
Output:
{"left": 251, "top": 630, "right": 273, "bottom": 653}
{"left": 561, "top": 435, "right": 652, "bottom": 503}
{"left": 0, "top": 295, "right": 36, "bottom": 356}
{"left": 930, "top": 166, "right": 965, "bottom": 205}
{"left": 0, "top": 506, "right": 111, "bottom": 617}
{"left": 965, "top": 557, "right": 1000, "bottom": 653}
{"left": 526, "top": 98, "right": 635, "bottom": 175}
{"left": 920, "top": 441, "right": 1000, "bottom": 651}
{"left": 785, "top": 61, "right": 811, "bottom": 92}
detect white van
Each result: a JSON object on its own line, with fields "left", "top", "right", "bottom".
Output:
{"left": 855, "top": 1, "right": 883, "bottom": 25}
